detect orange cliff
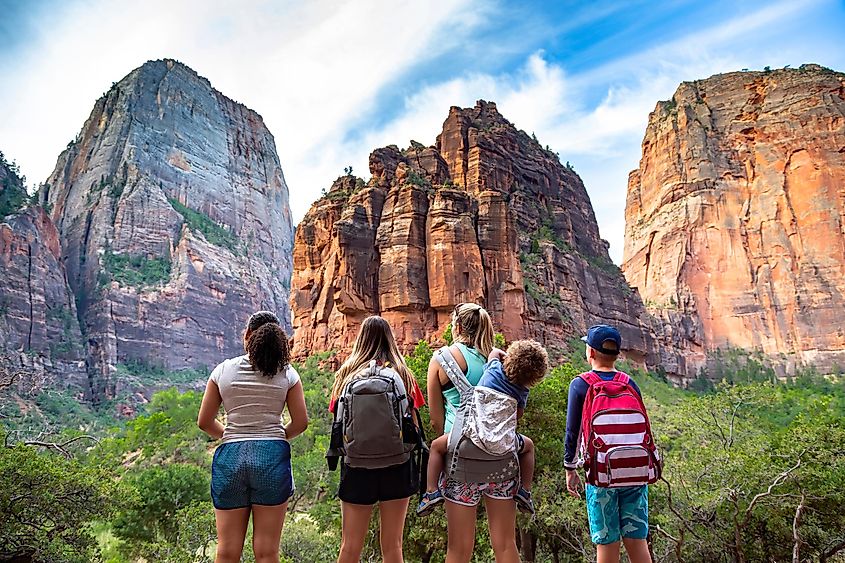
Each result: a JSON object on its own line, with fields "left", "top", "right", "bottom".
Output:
{"left": 291, "top": 101, "right": 681, "bottom": 374}
{"left": 623, "top": 64, "right": 845, "bottom": 375}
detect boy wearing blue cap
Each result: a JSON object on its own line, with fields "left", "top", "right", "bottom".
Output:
{"left": 564, "top": 325, "right": 653, "bottom": 563}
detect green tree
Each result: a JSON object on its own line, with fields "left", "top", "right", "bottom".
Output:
{"left": 113, "top": 463, "right": 209, "bottom": 554}
{"left": 0, "top": 434, "right": 120, "bottom": 562}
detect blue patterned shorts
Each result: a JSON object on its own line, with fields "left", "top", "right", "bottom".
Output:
{"left": 585, "top": 484, "right": 649, "bottom": 544}
{"left": 211, "top": 440, "right": 294, "bottom": 510}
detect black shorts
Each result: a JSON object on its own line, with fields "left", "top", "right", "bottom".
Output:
{"left": 338, "top": 458, "right": 418, "bottom": 505}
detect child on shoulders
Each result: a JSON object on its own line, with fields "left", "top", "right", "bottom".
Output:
{"left": 418, "top": 339, "right": 548, "bottom": 515}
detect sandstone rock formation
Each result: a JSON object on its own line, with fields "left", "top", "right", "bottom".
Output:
{"left": 623, "top": 64, "right": 845, "bottom": 375}
{"left": 39, "top": 59, "right": 294, "bottom": 400}
{"left": 0, "top": 205, "right": 85, "bottom": 373}
{"left": 292, "top": 102, "right": 660, "bottom": 365}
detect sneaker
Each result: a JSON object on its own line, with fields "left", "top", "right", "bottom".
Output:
{"left": 416, "top": 490, "right": 445, "bottom": 517}
{"left": 515, "top": 487, "right": 535, "bottom": 515}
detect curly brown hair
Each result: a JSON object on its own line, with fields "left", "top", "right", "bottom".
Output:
{"left": 503, "top": 339, "right": 549, "bottom": 388}
{"left": 245, "top": 311, "right": 290, "bottom": 377}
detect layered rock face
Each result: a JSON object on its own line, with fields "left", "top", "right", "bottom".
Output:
{"left": 40, "top": 59, "right": 294, "bottom": 399}
{"left": 623, "top": 65, "right": 845, "bottom": 375}
{"left": 0, "top": 194, "right": 84, "bottom": 391}
{"left": 292, "top": 102, "right": 658, "bottom": 364}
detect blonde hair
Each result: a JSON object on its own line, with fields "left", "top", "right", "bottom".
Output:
{"left": 331, "top": 316, "right": 416, "bottom": 401}
{"left": 452, "top": 303, "right": 494, "bottom": 358}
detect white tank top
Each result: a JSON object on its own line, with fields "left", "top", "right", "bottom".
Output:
{"left": 209, "top": 355, "right": 300, "bottom": 444}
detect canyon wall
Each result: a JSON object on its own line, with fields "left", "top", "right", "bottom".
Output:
{"left": 623, "top": 64, "right": 845, "bottom": 375}
{"left": 39, "top": 59, "right": 294, "bottom": 399}
{"left": 292, "top": 102, "right": 671, "bottom": 370}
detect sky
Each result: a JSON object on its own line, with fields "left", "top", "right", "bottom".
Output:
{"left": 1, "top": 0, "right": 843, "bottom": 263}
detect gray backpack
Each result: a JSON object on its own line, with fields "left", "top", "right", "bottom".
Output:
{"left": 328, "top": 360, "right": 417, "bottom": 469}
{"left": 436, "top": 347, "right": 520, "bottom": 484}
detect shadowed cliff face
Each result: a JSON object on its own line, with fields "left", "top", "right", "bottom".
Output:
{"left": 39, "top": 59, "right": 294, "bottom": 400}
{"left": 623, "top": 65, "right": 845, "bottom": 375}
{"left": 291, "top": 101, "right": 666, "bottom": 369}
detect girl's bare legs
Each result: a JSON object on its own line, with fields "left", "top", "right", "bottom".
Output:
{"left": 338, "top": 501, "right": 374, "bottom": 563}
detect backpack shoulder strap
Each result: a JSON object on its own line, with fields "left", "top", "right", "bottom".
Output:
{"left": 435, "top": 346, "right": 473, "bottom": 394}
{"left": 613, "top": 371, "right": 630, "bottom": 385}
{"left": 579, "top": 371, "right": 602, "bottom": 386}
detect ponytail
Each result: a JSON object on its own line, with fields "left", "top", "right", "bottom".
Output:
{"left": 452, "top": 303, "right": 494, "bottom": 358}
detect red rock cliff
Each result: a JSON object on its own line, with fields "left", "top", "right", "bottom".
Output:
{"left": 623, "top": 65, "right": 845, "bottom": 375}
{"left": 292, "top": 102, "right": 661, "bottom": 364}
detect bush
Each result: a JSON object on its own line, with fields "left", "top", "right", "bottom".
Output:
{"left": 101, "top": 249, "right": 171, "bottom": 289}
{"left": 112, "top": 464, "right": 209, "bottom": 554}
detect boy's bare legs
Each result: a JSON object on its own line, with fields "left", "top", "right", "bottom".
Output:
{"left": 426, "top": 434, "right": 448, "bottom": 492}
{"left": 518, "top": 435, "right": 535, "bottom": 490}
{"left": 622, "top": 538, "right": 652, "bottom": 563}
{"left": 596, "top": 543, "right": 621, "bottom": 563}
{"left": 595, "top": 538, "right": 652, "bottom": 563}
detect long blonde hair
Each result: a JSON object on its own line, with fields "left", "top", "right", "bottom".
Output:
{"left": 452, "top": 303, "right": 494, "bottom": 358}
{"left": 331, "top": 316, "right": 416, "bottom": 400}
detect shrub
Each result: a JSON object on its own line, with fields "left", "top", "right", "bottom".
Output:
{"left": 101, "top": 250, "right": 171, "bottom": 289}
{"left": 168, "top": 198, "right": 240, "bottom": 253}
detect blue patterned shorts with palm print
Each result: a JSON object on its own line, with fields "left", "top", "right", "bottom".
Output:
{"left": 585, "top": 484, "right": 649, "bottom": 545}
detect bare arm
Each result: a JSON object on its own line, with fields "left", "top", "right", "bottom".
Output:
{"left": 284, "top": 381, "right": 309, "bottom": 440}
{"left": 516, "top": 406, "right": 524, "bottom": 420}
{"left": 197, "top": 379, "right": 225, "bottom": 440}
{"left": 427, "top": 358, "right": 445, "bottom": 436}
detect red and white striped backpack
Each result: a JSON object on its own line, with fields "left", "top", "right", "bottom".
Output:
{"left": 578, "top": 371, "right": 662, "bottom": 487}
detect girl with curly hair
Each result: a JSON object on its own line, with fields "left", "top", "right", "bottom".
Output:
{"left": 197, "top": 311, "right": 308, "bottom": 563}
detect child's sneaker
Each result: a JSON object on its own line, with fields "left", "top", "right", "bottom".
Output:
{"left": 515, "top": 487, "right": 535, "bottom": 515}
{"left": 416, "top": 490, "right": 445, "bottom": 516}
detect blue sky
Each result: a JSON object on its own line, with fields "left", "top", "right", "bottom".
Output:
{"left": 1, "top": 0, "right": 843, "bottom": 262}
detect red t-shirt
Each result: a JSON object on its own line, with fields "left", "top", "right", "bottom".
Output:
{"left": 329, "top": 375, "right": 425, "bottom": 413}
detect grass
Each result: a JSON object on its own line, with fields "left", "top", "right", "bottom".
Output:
{"left": 168, "top": 198, "right": 240, "bottom": 253}
{"left": 101, "top": 250, "right": 171, "bottom": 289}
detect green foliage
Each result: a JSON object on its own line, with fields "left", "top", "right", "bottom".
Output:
{"left": 0, "top": 152, "right": 28, "bottom": 219}
{"left": 523, "top": 278, "right": 563, "bottom": 309}
{"left": 94, "top": 388, "right": 210, "bottom": 468}
{"left": 442, "top": 322, "right": 453, "bottom": 345}
{"left": 116, "top": 358, "right": 208, "bottom": 386}
{"left": 406, "top": 340, "right": 434, "bottom": 386}
{"left": 47, "top": 305, "right": 81, "bottom": 356}
{"left": 0, "top": 175, "right": 27, "bottom": 219}
{"left": 112, "top": 464, "right": 209, "bottom": 555}
{"left": 288, "top": 353, "right": 339, "bottom": 512}
{"left": 133, "top": 501, "right": 216, "bottom": 562}
{"left": 169, "top": 198, "right": 240, "bottom": 253}
{"left": 101, "top": 249, "right": 171, "bottom": 289}
{"left": 494, "top": 332, "right": 507, "bottom": 349}
{"left": 280, "top": 515, "right": 339, "bottom": 563}
{"left": 0, "top": 438, "right": 120, "bottom": 562}
{"left": 405, "top": 169, "right": 427, "bottom": 186}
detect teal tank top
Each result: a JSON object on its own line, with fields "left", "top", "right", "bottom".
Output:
{"left": 442, "top": 343, "right": 487, "bottom": 433}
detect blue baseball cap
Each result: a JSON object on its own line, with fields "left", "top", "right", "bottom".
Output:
{"left": 581, "top": 325, "right": 621, "bottom": 355}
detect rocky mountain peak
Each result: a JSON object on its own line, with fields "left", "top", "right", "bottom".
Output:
{"left": 623, "top": 65, "right": 845, "bottom": 375}
{"left": 291, "top": 102, "right": 674, "bottom": 373}
{"left": 36, "top": 59, "right": 295, "bottom": 401}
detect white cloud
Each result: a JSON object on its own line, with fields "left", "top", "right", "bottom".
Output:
{"left": 0, "top": 0, "right": 486, "bottom": 218}
{"left": 334, "top": 0, "right": 843, "bottom": 264}
{"left": 1, "top": 0, "right": 842, "bottom": 267}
